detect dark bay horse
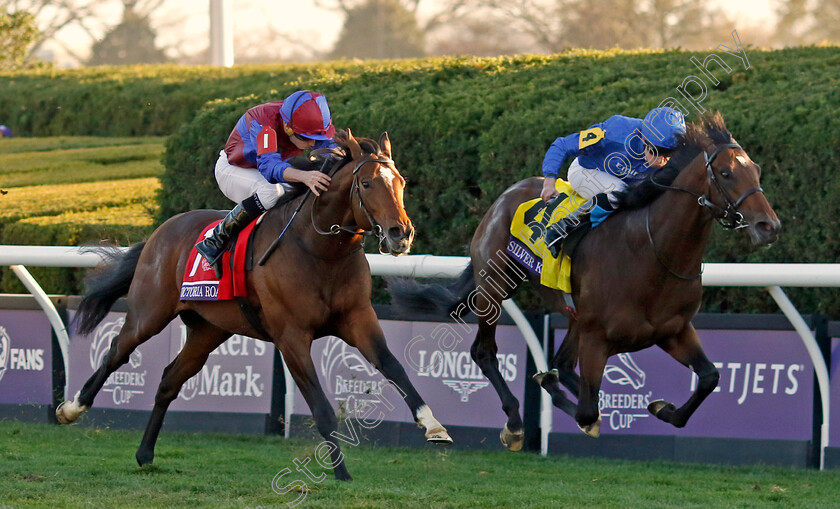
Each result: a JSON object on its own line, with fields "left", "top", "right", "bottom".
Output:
{"left": 389, "top": 112, "right": 780, "bottom": 451}
{"left": 56, "top": 130, "right": 452, "bottom": 480}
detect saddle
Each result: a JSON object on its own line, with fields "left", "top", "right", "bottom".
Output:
{"left": 506, "top": 179, "right": 590, "bottom": 294}
{"left": 180, "top": 217, "right": 261, "bottom": 301}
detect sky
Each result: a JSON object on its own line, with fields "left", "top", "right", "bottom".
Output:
{"left": 40, "top": 0, "right": 780, "bottom": 67}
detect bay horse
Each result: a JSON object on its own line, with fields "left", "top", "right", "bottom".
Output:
{"left": 56, "top": 130, "right": 452, "bottom": 481}
{"left": 389, "top": 112, "right": 780, "bottom": 451}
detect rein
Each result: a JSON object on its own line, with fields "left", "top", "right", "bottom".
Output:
{"left": 645, "top": 141, "right": 765, "bottom": 280}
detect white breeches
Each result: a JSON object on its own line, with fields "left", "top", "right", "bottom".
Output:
{"left": 566, "top": 157, "right": 627, "bottom": 202}
{"left": 214, "top": 150, "right": 291, "bottom": 208}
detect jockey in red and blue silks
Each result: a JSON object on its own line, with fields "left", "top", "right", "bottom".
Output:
{"left": 196, "top": 90, "right": 338, "bottom": 277}
{"left": 540, "top": 107, "right": 686, "bottom": 256}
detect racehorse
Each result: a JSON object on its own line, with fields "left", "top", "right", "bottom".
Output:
{"left": 389, "top": 112, "right": 780, "bottom": 451}
{"left": 56, "top": 130, "right": 452, "bottom": 481}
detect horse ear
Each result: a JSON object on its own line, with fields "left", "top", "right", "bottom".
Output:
{"left": 379, "top": 132, "right": 392, "bottom": 159}
{"left": 344, "top": 128, "right": 364, "bottom": 161}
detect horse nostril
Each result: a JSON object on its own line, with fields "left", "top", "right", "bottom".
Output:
{"left": 388, "top": 226, "right": 404, "bottom": 240}
{"left": 756, "top": 221, "right": 779, "bottom": 242}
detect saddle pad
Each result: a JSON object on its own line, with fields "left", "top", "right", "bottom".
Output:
{"left": 180, "top": 219, "right": 258, "bottom": 301}
{"left": 506, "top": 179, "right": 588, "bottom": 293}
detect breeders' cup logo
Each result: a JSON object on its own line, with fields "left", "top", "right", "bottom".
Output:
{"left": 604, "top": 352, "right": 645, "bottom": 389}
{"left": 321, "top": 336, "right": 388, "bottom": 410}
{"left": 91, "top": 317, "right": 145, "bottom": 406}
{"left": 90, "top": 317, "right": 142, "bottom": 370}
{"left": 0, "top": 327, "right": 9, "bottom": 383}
{"left": 599, "top": 353, "right": 651, "bottom": 431}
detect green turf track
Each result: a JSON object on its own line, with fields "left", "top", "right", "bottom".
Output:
{"left": 2, "top": 421, "right": 839, "bottom": 508}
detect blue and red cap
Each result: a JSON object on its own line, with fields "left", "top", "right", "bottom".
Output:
{"left": 279, "top": 90, "right": 335, "bottom": 141}
{"left": 642, "top": 107, "right": 685, "bottom": 150}
{"left": 0, "top": 125, "right": 12, "bottom": 138}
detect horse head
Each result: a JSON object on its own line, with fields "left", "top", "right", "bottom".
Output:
{"left": 680, "top": 112, "right": 781, "bottom": 246}
{"left": 334, "top": 129, "right": 415, "bottom": 255}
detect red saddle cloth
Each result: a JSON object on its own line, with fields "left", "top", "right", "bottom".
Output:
{"left": 180, "top": 219, "right": 258, "bottom": 301}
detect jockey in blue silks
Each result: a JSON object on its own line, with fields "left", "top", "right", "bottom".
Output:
{"left": 540, "top": 106, "right": 686, "bottom": 256}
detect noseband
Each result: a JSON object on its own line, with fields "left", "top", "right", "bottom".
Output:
{"left": 311, "top": 155, "right": 395, "bottom": 254}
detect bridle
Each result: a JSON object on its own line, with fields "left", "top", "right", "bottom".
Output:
{"left": 310, "top": 153, "right": 395, "bottom": 254}
{"left": 645, "top": 141, "right": 765, "bottom": 280}
{"left": 650, "top": 142, "right": 765, "bottom": 229}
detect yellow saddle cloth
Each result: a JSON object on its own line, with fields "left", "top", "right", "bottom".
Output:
{"left": 506, "top": 179, "right": 587, "bottom": 293}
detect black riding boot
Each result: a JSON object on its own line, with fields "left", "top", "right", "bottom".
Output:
{"left": 195, "top": 194, "right": 264, "bottom": 278}
{"left": 545, "top": 192, "right": 616, "bottom": 257}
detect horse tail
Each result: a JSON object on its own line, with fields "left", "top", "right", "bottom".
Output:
{"left": 387, "top": 262, "right": 476, "bottom": 318}
{"left": 75, "top": 242, "right": 146, "bottom": 336}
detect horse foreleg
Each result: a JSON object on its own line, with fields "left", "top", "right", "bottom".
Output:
{"left": 335, "top": 307, "right": 451, "bottom": 445}
{"left": 471, "top": 320, "right": 524, "bottom": 451}
{"left": 57, "top": 309, "right": 174, "bottom": 424}
{"left": 575, "top": 336, "right": 608, "bottom": 437}
{"left": 649, "top": 325, "right": 720, "bottom": 428}
{"left": 135, "top": 321, "right": 230, "bottom": 466}
{"left": 276, "top": 335, "right": 353, "bottom": 481}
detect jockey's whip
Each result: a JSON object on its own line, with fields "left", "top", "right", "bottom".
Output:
{"left": 257, "top": 189, "right": 311, "bottom": 266}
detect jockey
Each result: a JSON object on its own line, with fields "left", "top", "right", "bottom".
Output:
{"left": 540, "top": 106, "right": 686, "bottom": 255}
{"left": 196, "top": 90, "right": 337, "bottom": 277}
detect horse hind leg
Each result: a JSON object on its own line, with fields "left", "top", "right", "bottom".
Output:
{"left": 56, "top": 308, "right": 176, "bottom": 425}
{"left": 136, "top": 319, "right": 230, "bottom": 466}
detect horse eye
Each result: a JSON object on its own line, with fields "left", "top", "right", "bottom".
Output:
{"left": 361, "top": 180, "right": 371, "bottom": 189}
{"left": 720, "top": 170, "right": 731, "bottom": 178}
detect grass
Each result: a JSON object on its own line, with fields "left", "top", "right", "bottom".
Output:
{"left": 2, "top": 420, "right": 840, "bottom": 508}
{"left": 0, "top": 137, "right": 162, "bottom": 249}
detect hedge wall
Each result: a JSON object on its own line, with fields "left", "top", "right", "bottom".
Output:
{"left": 3, "top": 47, "right": 839, "bottom": 314}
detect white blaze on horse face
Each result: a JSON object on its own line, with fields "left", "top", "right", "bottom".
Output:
{"left": 735, "top": 155, "right": 748, "bottom": 166}
{"left": 378, "top": 165, "right": 397, "bottom": 189}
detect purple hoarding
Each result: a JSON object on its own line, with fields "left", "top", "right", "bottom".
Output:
{"left": 0, "top": 310, "right": 53, "bottom": 405}
{"left": 829, "top": 337, "right": 840, "bottom": 446}
{"left": 169, "top": 319, "right": 273, "bottom": 413}
{"left": 66, "top": 311, "right": 273, "bottom": 414}
{"left": 552, "top": 329, "right": 813, "bottom": 440}
{"left": 293, "top": 320, "right": 528, "bottom": 429}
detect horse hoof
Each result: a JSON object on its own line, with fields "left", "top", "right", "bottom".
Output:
{"left": 648, "top": 399, "right": 676, "bottom": 421}
{"left": 55, "top": 392, "right": 87, "bottom": 424}
{"left": 425, "top": 426, "right": 453, "bottom": 445}
{"left": 577, "top": 416, "right": 601, "bottom": 438}
{"left": 136, "top": 450, "right": 154, "bottom": 466}
{"left": 500, "top": 424, "right": 524, "bottom": 451}
{"left": 532, "top": 369, "right": 559, "bottom": 387}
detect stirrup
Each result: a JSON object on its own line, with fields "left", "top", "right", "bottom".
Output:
{"left": 195, "top": 240, "right": 226, "bottom": 279}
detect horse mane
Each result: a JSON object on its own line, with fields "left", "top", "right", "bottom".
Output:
{"left": 616, "top": 111, "right": 732, "bottom": 210}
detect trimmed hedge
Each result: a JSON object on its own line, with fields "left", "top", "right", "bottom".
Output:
{"left": 3, "top": 48, "right": 839, "bottom": 313}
